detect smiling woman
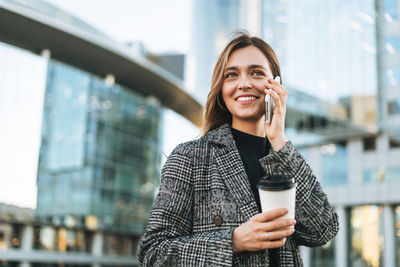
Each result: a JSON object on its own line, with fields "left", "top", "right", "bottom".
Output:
{"left": 138, "top": 31, "right": 339, "bottom": 267}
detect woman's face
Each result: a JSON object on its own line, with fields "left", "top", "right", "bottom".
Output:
{"left": 221, "top": 46, "right": 273, "bottom": 125}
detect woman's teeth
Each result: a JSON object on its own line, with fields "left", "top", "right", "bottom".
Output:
{"left": 237, "top": 96, "right": 256, "bottom": 101}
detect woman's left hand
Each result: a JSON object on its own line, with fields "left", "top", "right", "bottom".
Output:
{"left": 261, "top": 78, "right": 288, "bottom": 151}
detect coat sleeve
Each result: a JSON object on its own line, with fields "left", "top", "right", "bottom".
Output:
{"left": 138, "top": 144, "right": 234, "bottom": 267}
{"left": 259, "top": 141, "right": 339, "bottom": 247}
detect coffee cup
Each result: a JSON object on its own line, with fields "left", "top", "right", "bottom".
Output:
{"left": 258, "top": 175, "right": 296, "bottom": 219}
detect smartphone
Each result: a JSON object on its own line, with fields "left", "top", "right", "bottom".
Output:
{"left": 265, "top": 76, "right": 280, "bottom": 124}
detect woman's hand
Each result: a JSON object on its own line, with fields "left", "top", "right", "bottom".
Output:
{"left": 232, "top": 208, "right": 296, "bottom": 253}
{"left": 260, "top": 78, "right": 289, "bottom": 151}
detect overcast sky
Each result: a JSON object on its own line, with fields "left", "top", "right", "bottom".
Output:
{"left": 49, "top": 0, "right": 192, "bottom": 53}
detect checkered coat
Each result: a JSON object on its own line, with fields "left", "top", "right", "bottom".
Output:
{"left": 138, "top": 124, "right": 339, "bottom": 266}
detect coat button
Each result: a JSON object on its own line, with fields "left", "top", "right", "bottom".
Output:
{"left": 213, "top": 215, "right": 223, "bottom": 226}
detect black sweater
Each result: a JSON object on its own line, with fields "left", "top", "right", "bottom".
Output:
{"left": 231, "top": 127, "right": 271, "bottom": 212}
{"left": 231, "top": 127, "right": 278, "bottom": 264}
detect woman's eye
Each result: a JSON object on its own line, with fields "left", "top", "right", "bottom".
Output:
{"left": 225, "top": 73, "right": 237, "bottom": 78}
{"left": 252, "top": 71, "right": 264, "bottom": 77}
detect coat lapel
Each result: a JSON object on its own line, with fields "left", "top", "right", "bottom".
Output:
{"left": 208, "top": 124, "right": 259, "bottom": 221}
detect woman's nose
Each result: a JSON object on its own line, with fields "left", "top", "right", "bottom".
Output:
{"left": 237, "top": 75, "right": 252, "bottom": 90}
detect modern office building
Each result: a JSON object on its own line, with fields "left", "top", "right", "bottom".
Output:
{"left": 190, "top": 0, "right": 399, "bottom": 266}
{"left": 260, "top": 0, "right": 400, "bottom": 266}
{"left": 191, "top": 0, "right": 245, "bottom": 103}
{"left": 0, "top": 0, "right": 201, "bottom": 266}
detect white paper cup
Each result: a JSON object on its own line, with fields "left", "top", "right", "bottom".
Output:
{"left": 258, "top": 175, "right": 296, "bottom": 219}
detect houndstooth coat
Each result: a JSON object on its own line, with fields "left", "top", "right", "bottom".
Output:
{"left": 138, "top": 124, "right": 339, "bottom": 266}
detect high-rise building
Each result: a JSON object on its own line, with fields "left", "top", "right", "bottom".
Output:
{"left": 261, "top": 0, "right": 400, "bottom": 266}
{"left": 191, "top": 0, "right": 241, "bottom": 103}
{"left": 189, "top": 0, "right": 399, "bottom": 266}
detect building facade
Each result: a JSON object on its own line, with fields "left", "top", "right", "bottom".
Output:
{"left": 190, "top": 0, "right": 400, "bottom": 266}
{"left": 0, "top": 0, "right": 201, "bottom": 266}
{"left": 260, "top": 0, "right": 400, "bottom": 266}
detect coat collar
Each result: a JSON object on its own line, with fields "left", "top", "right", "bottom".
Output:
{"left": 206, "top": 123, "right": 236, "bottom": 148}
{"left": 206, "top": 123, "right": 259, "bottom": 221}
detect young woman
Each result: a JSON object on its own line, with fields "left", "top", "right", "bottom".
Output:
{"left": 138, "top": 32, "right": 339, "bottom": 266}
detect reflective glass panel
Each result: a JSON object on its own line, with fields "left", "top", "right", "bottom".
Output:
{"left": 321, "top": 143, "right": 348, "bottom": 186}
{"left": 310, "top": 239, "right": 336, "bottom": 267}
{"left": 383, "top": 0, "right": 399, "bottom": 21}
{"left": 350, "top": 205, "right": 384, "bottom": 267}
{"left": 385, "top": 66, "right": 400, "bottom": 87}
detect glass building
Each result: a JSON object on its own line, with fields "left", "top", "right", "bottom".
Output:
{"left": 191, "top": 0, "right": 241, "bottom": 103}
{"left": 35, "top": 60, "right": 162, "bottom": 234}
{"left": 0, "top": 0, "right": 201, "bottom": 265}
{"left": 261, "top": 0, "right": 400, "bottom": 266}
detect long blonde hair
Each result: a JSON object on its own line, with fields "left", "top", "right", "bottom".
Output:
{"left": 202, "top": 31, "right": 281, "bottom": 135}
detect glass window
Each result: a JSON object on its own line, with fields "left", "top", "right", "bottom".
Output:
{"left": 363, "top": 167, "right": 386, "bottom": 183}
{"left": 33, "top": 225, "right": 56, "bottom": 251}
{"left": 321, "top": 143, "right": 348, "bottom": 186}
{"left": 349, "top": 205, "right": 384, "bottom": 267}
{"left": 386, "top": 66, "right": 400, "bottom": 86}
{"left": 363, "top": 136, "right": 376, "bottom": 151}
{"left": 57, "top": 228, "right": 90, "bottom": 252}
{"left": 383, "top": 0, "right": 399, "bottom": 22}
{"left": 0, "top": 223, "right": 21, "bottom": 249}
{"left": 103, "top": 233, "right": 133, "bottom": 256}
{"left": 388, "top": 100, "right": 400, "bottom": 115}
{"left": 384, "top": 36, "right": 400, "bottom": 54}
{"left": 310, "top": 238, "right": 336, "bottom": 267}
{"left": 389, "top": 135, "right": 400, "bottom": 148}
{"left": 386, "top": 166, "right": 400, "bottom": 182}
{"left": 363, "top": 168, "right": 379, "bottom": 183}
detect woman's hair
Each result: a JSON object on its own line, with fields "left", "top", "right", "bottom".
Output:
{"left": 202, "top": 30, "right": 281, "bottom": 135}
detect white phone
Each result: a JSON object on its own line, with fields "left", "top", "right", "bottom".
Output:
{"left": 265, "top": 76, "right": 280, "bottom": 124}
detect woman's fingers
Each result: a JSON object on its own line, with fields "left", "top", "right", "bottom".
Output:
{"left": 262, "top": 227, "right": 295, "bottom": 241}
{"left": 264, "top": 78, "right": 288, "bottom": 109}
{"left": 263, "top": 218, "right": 296, "bottom": 232}
{"left": 252, "top": 208, "right": 288, "bottom": 222}
{"left": 267, "top": 78, "right": 288, "bottom": 99}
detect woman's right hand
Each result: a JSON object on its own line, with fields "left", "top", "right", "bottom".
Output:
{"left": 232, "top": 208, "right": 296, "bottom": 253}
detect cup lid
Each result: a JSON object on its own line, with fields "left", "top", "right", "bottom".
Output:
{"left": 258, "top": 175, "right": 296, "bottom": 191}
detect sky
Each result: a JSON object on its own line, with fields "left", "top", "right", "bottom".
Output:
{"left": 49, "top": 0, "right": 192, "bottom": 54}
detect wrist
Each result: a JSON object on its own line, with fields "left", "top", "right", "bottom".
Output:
{"left": 270, "top": 136, "right": 288, "bottom": 151}
{"left": 232, "top": 228, "right": 241, "bottom": 253}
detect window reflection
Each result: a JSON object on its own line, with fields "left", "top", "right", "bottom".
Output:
{"left": 34, "top": 226, "right": 56, "bottom": 251}
{"left": 102, "top": 233, "right": 136, "bottom": 256}
{"left": 383, "top": 0, "right": 399, "bottom": 22}
{"left": 321, "top": 142, "right": 348, "bottom": 186}
{"left": 311, "top": 239, "right": 336, "bottom": 267}
{"left": 0, "top": 223, "right": 21, "bottom": 250}
{"left": 350, "top": 205, "right": 384, "bottom": 267}
{"left": 33, "top": 225, "right": 91, "bottom": 252}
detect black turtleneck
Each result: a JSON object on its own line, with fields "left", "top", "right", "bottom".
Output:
{"left": 231, "top": 127, "right": 271, "bottom": 212}
{"left": 231, "top": 128, "right": 278, "bottom": 265}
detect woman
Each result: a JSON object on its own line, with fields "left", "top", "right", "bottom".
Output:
{"left": 138, "top": 32, "right": 339, "bottom": 266}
